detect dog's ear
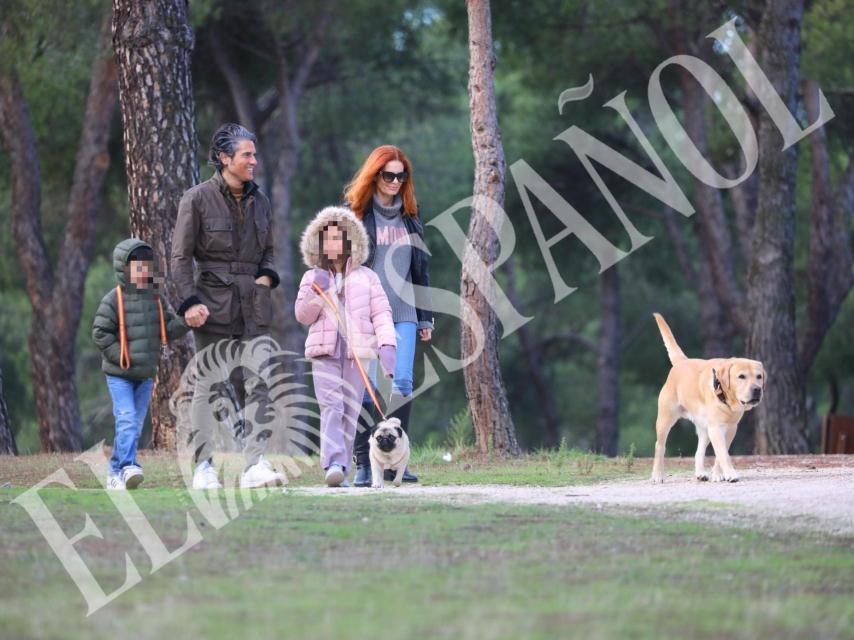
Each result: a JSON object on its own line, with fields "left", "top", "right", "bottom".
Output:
{"left": 395, "top": 426, "right": 403, "bottom": 438}
{"left": 712, "top": 363, "right": 733, "bottom": 402}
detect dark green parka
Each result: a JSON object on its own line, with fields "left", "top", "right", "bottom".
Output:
{"left": 92, "top": 238, "right": 189, "bottom": 380}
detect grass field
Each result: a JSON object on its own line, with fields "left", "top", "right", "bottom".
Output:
{"left": 0, "top": 444, "right": 647, "bottom": 489}
{"left": 1, "top": 450, "right": 853, "bottom": 639}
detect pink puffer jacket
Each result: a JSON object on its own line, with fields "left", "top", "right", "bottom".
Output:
{"left": 295, "top": 206, "right": 396, "bottom": 360}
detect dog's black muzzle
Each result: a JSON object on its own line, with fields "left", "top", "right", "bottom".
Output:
{"left": 376, "top": 435, "right": 397, "bottom": 452}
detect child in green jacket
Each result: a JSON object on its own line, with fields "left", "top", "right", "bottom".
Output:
{"left": 92, "top": 238, "right": 188, "bottom": 490}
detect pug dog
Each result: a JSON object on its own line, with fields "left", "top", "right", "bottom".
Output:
{"left": 369, "top": 417, "right": 410, "bottom": 488}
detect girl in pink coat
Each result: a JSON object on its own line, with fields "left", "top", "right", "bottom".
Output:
{"left": 295, "top": 206, "right": 397, "bottom": 487}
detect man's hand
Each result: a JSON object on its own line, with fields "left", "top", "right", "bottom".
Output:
{"left": 255, "top": 275, "right": 272, "bottom": 287}
{"left": 185, "top": 304, "right": 209, "bottom": 328}
{"left": 418, "top": 328, "right": 432, "bottom": 342}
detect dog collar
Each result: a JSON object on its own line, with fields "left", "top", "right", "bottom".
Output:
{"left": 712, "top": 368, "right": 728, "bottom": 406}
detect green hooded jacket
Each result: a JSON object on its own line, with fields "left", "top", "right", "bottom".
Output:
{"left": 92, "top": 238, "right": 189, "bottom": 380}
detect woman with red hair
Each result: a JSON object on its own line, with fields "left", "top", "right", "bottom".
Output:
{"left": 344, "top": 145, "right": 434, "bottom": 487}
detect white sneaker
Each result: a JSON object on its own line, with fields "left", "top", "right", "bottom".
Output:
{"left": 121, "top": 465, "right": 144, "bottom": 489}
{"left": 192, "top": 460, "right": 223, "bottom": 490}
{"left": 240, "top": 456, "right": 285, "bottom": 489}
{"left": 107, "top": 474, "right": 125, "bottom": 491}
{"left": 325, "top": 464, "right": 345, "bottom": 487}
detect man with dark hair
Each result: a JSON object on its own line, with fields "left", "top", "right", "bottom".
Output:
{"left": 171, "top": 122, "right": 284, "bottom": 489}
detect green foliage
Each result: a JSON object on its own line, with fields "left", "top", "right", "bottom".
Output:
{"left": 1, "top": 0, "right": 852, "bottom": 454}
{"left": 445, "top": 405, "right": 472, "bottom": 451}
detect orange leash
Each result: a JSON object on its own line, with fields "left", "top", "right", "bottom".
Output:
{"left": 115, "top": 287, "right": 167, "bottom": 370}
{"left": 311, "top": 281, "right": 387, "bottom": 420}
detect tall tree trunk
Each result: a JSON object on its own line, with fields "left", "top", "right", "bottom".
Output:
{"left": 209, "top": 10, "right": 332, "bottom": 371}
{"left": 268, "top": 49, "right": 317, "bottom": 370}
{"left": 112, "top": 0, "right": 200, "bottom": 450}
{"left": 502, "top": 258, "right": 561, "bottom": 448}
{"left": 0, "top": 19, "right": 118, "bottom": 452}
{"left": 799, "top": 79, "right": 854, "bottom": 374}
{"left": 595, "top": 265, "right": 620, "bottom": 456}
{"left": 464, "top": 0, "right": 519, "bottom": 455}
{"left": 675, "top": 36, "right": 746, "bottom": 336}
{"left": 0, "top": 365, "right": 17, "bottom": 456}
{"left": 746, "top": 0, "right": 809, "bottom": 454}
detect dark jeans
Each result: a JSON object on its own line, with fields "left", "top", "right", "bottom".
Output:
{"left": 190, "top": 331, "right": 274, "bottom": 467}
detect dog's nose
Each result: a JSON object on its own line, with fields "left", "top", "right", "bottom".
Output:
{"left": 751, "top": 387, "right": 762, "bottom": 401}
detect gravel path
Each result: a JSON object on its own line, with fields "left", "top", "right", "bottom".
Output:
{"left": 291, "top": 466, "right": 854, "bottom": 538}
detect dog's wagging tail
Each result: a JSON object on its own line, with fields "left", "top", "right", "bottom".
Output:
{"left": 652, "top": 313, "right": 687, "bottom": 364}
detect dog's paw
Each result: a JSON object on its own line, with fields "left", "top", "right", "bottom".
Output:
{"left": 695, "top": 473, "right": 709, "bottom": 482}
{"left": 723, "top": 471, "right": 740, "bottom": 483}
{"left": 710, "top": 469, "right": 723, "bottom": 482}
{"left": 650, "top": 473, "right": 664, "bottom": 484}
{"left": 393, "top": 480, "right": 402, "bottom": 487}
{"left": 370, "top": 483, "right": 383, "bottom": 489}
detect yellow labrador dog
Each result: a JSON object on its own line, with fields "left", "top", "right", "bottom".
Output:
{"left": 651, "top": 313, "right": 765, "bottom": 484}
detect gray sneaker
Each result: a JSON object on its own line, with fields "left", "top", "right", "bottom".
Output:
{"left": 121, "top": 465, "right": 144, "bottom": 489}
{"left": 324, "top": 464, "right": 344, "bottom": 487}
{"left": 106, "top": 474, "right": 125, "bottom": 491}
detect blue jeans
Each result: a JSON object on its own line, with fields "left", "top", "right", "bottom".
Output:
{"left": 365, "top": 321, "right": 417, "bottom": 400}
{"left": 106, "top": 375, "right": 154, "bottom": 474}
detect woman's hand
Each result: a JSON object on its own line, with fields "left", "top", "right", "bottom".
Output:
{"left": 418, "top": 328, "right": 432, "bottom": 342}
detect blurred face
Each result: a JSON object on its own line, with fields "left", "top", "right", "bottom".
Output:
{"left": 220, "top": 139, "right": 257, "bottom": 183}
{"left": 375, "top": 159, "right": 406, "bottom": 200}
{"left": 322, "top": 224, "right": 344, "bottom": 262}
{"left": 129, "top": 260, "right": 153, "bottom": 289}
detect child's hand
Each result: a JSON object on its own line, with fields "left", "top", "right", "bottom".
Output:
{"left": 379, "top": 345, "right": 396, "bottom": 379}
{"left": 312, "top": 268, "right": 331, "bottom": 290}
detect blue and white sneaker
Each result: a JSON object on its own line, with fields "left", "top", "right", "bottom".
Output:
{"left": 106, "top": 473, "right": 125, "bottom": 491}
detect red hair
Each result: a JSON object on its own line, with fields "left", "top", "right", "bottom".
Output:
{"left": 343, "top": 145, "right": 418, "bottom": 219}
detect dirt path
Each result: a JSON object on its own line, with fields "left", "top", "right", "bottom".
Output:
{"left": 293, "top": 466, "right": 854, "bottom": 538}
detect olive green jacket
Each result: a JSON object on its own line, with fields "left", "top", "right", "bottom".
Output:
{"left": 92, "top": 238, "right": 189, "bottom": 380}
{"left": 170, "top": 171, "right": 279, "bottom": 336}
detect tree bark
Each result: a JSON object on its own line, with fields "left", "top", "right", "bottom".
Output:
{"left": 595, "top": 265, "right": 620, "bottom": 456}
{"left": 0, "top": 18, "right": 118, "bottom": 452}
{"left": 464, "top": 0, "right": 519, "bottom": 455}
{"left": 673, "top": 24, "right": 746, "bottom": 335}
{"left": 0, "top": 365, "right": 17, "bottom": 456}
{"left": 746, "top": 0, "right": 809, "bottom": 454}
{"left": 112, "top": 0, "right": 199, "bottom": 450}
